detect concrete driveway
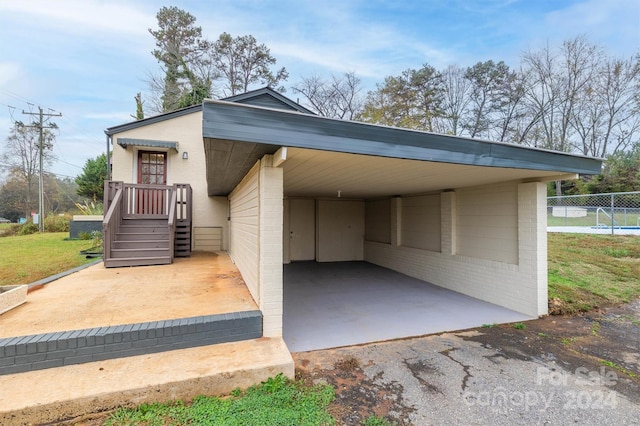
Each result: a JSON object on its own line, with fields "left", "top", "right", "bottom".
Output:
{"left": 295, "top": 299, "right": 640, "bottom": 425}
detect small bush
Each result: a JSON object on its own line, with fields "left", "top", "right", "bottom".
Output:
{"left": 44, "top": 214, "right": 71, "bottom": 232}
{"left": 18, "top": 222, "right": 38, "bottom": 235}
{"left": 0, "top": 224, "right": 20, "bottom": 237}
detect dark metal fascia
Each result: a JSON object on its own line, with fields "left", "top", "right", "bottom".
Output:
{"left": 203, "top": 101, "right": 603, "bottom": 175}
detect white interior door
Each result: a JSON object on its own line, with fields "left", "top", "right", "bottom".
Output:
{"left": 289, "top": 199, "right": 316, "bottom": 261}
{"left": 317, "top": 200, "right": 365, "bottom": 262}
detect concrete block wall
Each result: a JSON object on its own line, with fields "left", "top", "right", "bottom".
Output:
{"left": 364, "top": 182, "right": 548, "bottom": 317}
{"left": 258, "top": 156, "right": 284, "bottom": 337}
{"left": 229, "top": 161, "right": 261, "bottom": 303}
{"left": 0, "top": 311, "right": 262, "bottom": 375}
{"left": 69, "top": 219, "right": 102, "bottom": 239}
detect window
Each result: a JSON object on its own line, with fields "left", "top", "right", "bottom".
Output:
{"left": 137, "top": 151, "right": 167, "bottom": 185}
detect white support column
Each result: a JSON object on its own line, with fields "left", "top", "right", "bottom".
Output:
{"left": 518, "top": 182, "right": 548, "bottom": 316}
{"left": 441, "top": 191, "right": 457, "bottom": 256}
{"left": 258, "top": 155, "right": 284, "bottom": 337}
{"left": 391, "top": 197, "right": 402, "bottom": 246}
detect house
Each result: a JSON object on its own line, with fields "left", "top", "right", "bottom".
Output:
{"left": 105, "top": 87, "right": 602, "bottom": 342}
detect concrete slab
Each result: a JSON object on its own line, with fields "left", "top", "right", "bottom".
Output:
{"left": 0, "top": 337, "right": 294, "bottom": 425}
{"left": 284, "top": 261, "right": 533, "bottom": 352}
{"left": 0, "top": 252, "right": 257, "bottom": 338}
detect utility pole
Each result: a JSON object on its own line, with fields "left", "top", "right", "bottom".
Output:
{"left": 21, "top": 107, "right": 62, "bottom": 232}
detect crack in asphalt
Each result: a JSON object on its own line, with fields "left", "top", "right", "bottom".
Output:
{"left": 439, "top": 347, "right": 473, "bottom": 391}
{"left": 402, "top": 359, "right": 443, "bottom": 394}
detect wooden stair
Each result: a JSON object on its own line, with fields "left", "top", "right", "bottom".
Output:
{"left": 104, "top": 218, "right": 172, "bottom": 267}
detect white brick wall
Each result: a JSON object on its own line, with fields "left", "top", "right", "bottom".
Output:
{"left": 258, "top": 156, "right": 284, "bottom": 337}
{"left": 400, "top": 195, "right": 441, "bottom": 251}
{"left": 229, "top": 156, "right": 285, "bottom": 337}
{"left": 229, "top": 161, "right": 261, "bottom": 304}
{"left": 364, "top": 182, "right": 548, "bottom": 317}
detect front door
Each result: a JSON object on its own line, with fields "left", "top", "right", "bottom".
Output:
{"left": 137, "top": 151, "right": 167, "bottom": 185}
{"left": 136, "top": 151, "right": 167, "bottom": 214}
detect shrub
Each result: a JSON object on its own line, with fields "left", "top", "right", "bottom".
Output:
{"left": 18, "top": 222, "right": 38, "bottom": 235}
{"left": 44, "top": 214, "right": 71, "bottom": 232}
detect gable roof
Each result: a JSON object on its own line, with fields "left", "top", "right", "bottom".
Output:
{"left": 105, "top": 87, "right": 312, "bottom": 136}
{"left": 203, "top": 99, "right": 603, "bottom": 196}
{"left": 222, "top": 87, "right": 314, "bottom": 114}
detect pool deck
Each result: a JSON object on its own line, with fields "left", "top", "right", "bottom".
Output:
{"left": 548, "top": 226, "right": 640, "bottom": 236}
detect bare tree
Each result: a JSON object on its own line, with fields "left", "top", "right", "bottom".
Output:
{"left": 209, "top": 33, "right": 288, "bottom": 96}
{"left": 292, "top": 71, "right": 364, "bottom": 119}
{"left": 0, "top": 125, "right": 55, "bottom": 218}
{"left": 572, "top": 56, "right": 640, "bottom": 157}
{"left": 440, "top": 65, "right": 470, "bottom": 136}
{"left": 522, "top": 36, "right": 601, "bottom": 152}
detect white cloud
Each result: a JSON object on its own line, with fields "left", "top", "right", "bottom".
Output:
{"left": 543, "top": 0, "right": 639, "bottom": 56}
{"left": 0, "top": 0, "right": 154, "bottom": 38}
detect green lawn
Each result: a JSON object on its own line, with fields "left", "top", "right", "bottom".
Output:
{"left": 548, "top": 233, "right": 640, "bottom": 314}
{"left": 0, "top": 232, "right": 96, "bottom": 285}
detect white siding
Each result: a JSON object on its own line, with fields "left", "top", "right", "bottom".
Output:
{"left": 400, "top": 195, "right": 441, "bottom": 252}
{"left": 365, "top": 199, "right": 391, "bottom": 244}
{"left": 456, "top": 183, "right": 518, "bottom": 264}
{"left": 229, "top": 162, "right": 260, "bottom": 303}
{"left": 193, "top": 227, "right": 223, "bottom": 251}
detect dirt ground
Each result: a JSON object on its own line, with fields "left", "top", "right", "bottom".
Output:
{"left": 66, "top": 299, "right": 639, "bottom": 425}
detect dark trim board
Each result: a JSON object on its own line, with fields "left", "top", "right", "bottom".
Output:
{"left": 202, "top": 100, "right": 602, "bottom": 195}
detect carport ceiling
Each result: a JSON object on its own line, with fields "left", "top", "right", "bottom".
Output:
{"left": 283, "top": 148, "right": 568, "bottom": 198}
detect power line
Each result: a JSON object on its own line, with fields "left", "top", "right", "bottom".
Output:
{"left": 21, "top": 107, "right": 62, "bottom": 232}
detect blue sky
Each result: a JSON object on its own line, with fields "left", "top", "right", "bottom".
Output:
{"left": 0, "top": 0, "right": 638, "bottom": 179}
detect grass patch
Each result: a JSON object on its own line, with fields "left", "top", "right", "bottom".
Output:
{"left": 105, "top": 373, "right": 335, "bottom": 426}
{"left": 548, "top": 234, "right": 640, "bottom": 314}
{"left": 0, "top": 232, "right": 96, "bottom": 285}
{"left": 511, "top": 322, "right": 526, "bottom": 330}
{"left": 362, "top": 415, "right": 397, "bottom": 426}
{"left": 600, "top": 359, "right": 638, "bottom": 379}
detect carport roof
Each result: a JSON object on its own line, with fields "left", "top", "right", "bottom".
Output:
{"left": 202, "top": 100, "right": 603, "bottom": 196}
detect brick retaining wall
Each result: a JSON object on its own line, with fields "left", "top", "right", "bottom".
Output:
{"left": 0, "top": 310, "right": 262, "bottom": 375}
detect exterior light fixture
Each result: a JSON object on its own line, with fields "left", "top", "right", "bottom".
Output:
{"left": 182, "top": 151, "right": 189, "bottom": 160}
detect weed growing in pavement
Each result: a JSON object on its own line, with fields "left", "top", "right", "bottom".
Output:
{"left": 600, "top": 359, "right": 638, "bottom": 379}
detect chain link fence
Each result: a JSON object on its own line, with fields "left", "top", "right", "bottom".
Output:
{"left": 547, "top": 191, "right": 640, "bottom": 235}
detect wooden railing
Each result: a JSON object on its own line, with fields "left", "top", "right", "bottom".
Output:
{"left": 103, "top": 181, "right": 124, "bottom": 262}
{"left": 103, "top": 181, "right": 192, "bottom": 265}
{"left": 167, "top": 188, "right": 177, "bottom": 260}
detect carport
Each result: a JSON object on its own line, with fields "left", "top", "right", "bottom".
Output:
{"left": 283, "top": 261, "right": 531, "bottom": 352}
{"left": 202, "top": 99, "right": 602, "bottom": 347}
